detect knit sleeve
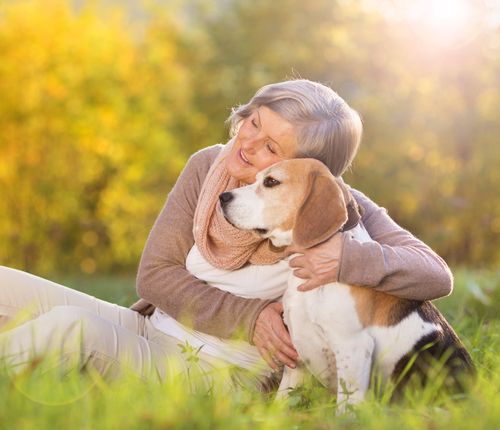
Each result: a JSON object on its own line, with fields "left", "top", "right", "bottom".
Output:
{"left": 135, "top": 145, "right": 273, "bottom": 342}
{"left": 337, "top": 187, "right": 453, "bottom": 301}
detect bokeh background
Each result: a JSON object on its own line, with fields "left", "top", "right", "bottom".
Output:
{"left": 1, "top": 0, "right": 499, "bottom": 279}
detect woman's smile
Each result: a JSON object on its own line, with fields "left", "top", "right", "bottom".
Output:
{"left": 239, "top": 149, "right": 251, "bottom": 165}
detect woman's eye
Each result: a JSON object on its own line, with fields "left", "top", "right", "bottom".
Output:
{"left": 266, "top": 143, "right": 276, "bottom": 154}
{"left": 251, "top": 119, "right": 258, "bottom": 128}
{"left": 263, "top": 176, "right": 280, "bottom": 188}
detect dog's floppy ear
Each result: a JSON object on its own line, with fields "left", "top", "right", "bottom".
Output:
{"left": 293, "top": 172, "right": 348, "bottom": 249}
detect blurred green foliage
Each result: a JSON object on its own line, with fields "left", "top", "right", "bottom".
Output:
{"left": 0, "top": 0, "right": 498, "bottom": 275}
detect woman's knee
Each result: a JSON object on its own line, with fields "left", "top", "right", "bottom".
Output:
{"left": 0, "top": 265, "right": 21, "bottom": 285}
{"left": 0, "top": 265, "right": 13, "bottom": 273}
{"left": 0, "top": 266, "right": 53, "bottom": 307}
{"left": 0, "top": 265, "right": 33, "bottom": 281}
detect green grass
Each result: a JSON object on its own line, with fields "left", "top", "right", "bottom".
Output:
{"left": 0, "top": 269, "right": 499, "bottom": 429}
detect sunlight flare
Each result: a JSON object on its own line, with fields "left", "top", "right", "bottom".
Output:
{"left": 385, "top": 0, "right": 482, "bottom": 48}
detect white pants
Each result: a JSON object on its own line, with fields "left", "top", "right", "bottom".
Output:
{"left": 0, "top": 266, "right": 268, "bottom": 391}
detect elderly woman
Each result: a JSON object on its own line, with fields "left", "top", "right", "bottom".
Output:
{"left": 0, "top": 79, "right": 452, "bottom": 391}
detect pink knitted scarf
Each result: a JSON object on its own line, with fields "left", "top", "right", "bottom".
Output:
{"left": 193, "top": 141, "right": 285, "bottom": 270}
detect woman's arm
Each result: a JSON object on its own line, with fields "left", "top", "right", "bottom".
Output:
{"left": 136, "top": 145, "right": 273, "bottom": 341}
{"left": 338, "top": 187, "right": 453, "bottom": 301}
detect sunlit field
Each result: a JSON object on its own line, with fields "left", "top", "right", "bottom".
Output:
{"left": 0, "top": 269, "right": 498, "bottom": 429}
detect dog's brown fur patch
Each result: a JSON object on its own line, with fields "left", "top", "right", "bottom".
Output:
{"left": 348, "top": 286, "right": 401, "bottom": 327}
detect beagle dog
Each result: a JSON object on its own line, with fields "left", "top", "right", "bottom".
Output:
{"left": 220, "top": 158, "right": 474, "bottom": 410}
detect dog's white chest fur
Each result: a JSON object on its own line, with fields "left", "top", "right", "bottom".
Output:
{"left": 284, "top": 277, "right": 363, "bottom": 338}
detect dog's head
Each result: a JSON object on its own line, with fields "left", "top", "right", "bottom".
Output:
{"left": 220, "top": 158, "right": 362, "bottom": 248}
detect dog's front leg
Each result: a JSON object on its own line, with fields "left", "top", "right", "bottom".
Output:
{"left": 327, "top": 333, "right": 375, "bottom": 414}
{"left": 275, "top": 365, "right": 307, "bottom": 400}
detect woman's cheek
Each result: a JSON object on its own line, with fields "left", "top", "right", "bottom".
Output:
{"left": 259, "top": 155, "right": 281, "bottom": 172}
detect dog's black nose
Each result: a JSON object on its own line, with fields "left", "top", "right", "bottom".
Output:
{"left": 219, "top": 192, "right": 234, "bottom": 207}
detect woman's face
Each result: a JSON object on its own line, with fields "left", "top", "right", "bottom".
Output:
{"left": 226, "top": 106, "right": 299, "bottom": 184}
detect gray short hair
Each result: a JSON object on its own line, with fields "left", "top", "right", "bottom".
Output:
{"left": 227, "top": 79, "right": 362, "bottom": 177}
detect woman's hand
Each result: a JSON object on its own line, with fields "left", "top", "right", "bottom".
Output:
{"left": 285, "top": 232, "right": 344, "bottom": 291}
{"left": 253, "top": 302, "right": 298, "bottom": 371}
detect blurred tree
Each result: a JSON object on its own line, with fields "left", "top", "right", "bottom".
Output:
{"left": 0, "top": 0, "right": 192, "bottom": 274}
{"left": 0, "top": 0, "right": 498, "bottom": 274}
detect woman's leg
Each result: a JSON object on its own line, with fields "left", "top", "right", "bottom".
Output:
{"left": 0, "top": 266, "right": 140, "bottom": 332}
{"left": 0, "top": 304, "right": 264, "bottom": 392}
{"left": 0, "top": 267, "right": 270, "bottom": 391}
{"left": 0, "top": 304, "right": 210, "bottom": 384}
{"left": 0, "top": 267, "right": 169, "bottom": 380}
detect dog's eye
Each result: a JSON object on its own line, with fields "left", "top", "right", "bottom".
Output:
{"left": 263, "top": 176, "right": 280, "bottom": 188}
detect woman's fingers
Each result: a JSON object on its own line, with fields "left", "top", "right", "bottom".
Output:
{"left": 274, "top": 344, "right": 298, "bottom": 367}
{"left": 268, "top": 302, "right": 297, "bottom": 352}
{"left": 253, "top": 302, "right": 298, "bottom": 369}
{"left": 297, "top": 279, "right": 321, "bottom": 291}
{"left": 270, "top": 314, "right": 296, "bottom": 351}
{"left": 289, "top": 255, "right": 307, "bottom": 269}
{"left": 293, "top": 268, "right": 310, "bottom": 279}
{"left": 264, "top": 335, "right": 296, "bottom": 369}
{"left": 266, "top": 332, "right": 297, "bottom": 366}
{"left": 257, "top": 344, "right": 279, "bottom": 371}
{"left": 255, "top": 335, "right": 285, "bottom": 371}
{"left": 287, "top": 233, "right": 343, "bottom": 290}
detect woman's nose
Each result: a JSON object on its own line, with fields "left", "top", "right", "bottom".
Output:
{"left": 242, "top": 134, "right": 264, "bottom": 154}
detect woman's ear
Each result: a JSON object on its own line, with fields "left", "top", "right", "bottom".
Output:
{"left": 292, "top": 173, "right": 348, "bottom": 249}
